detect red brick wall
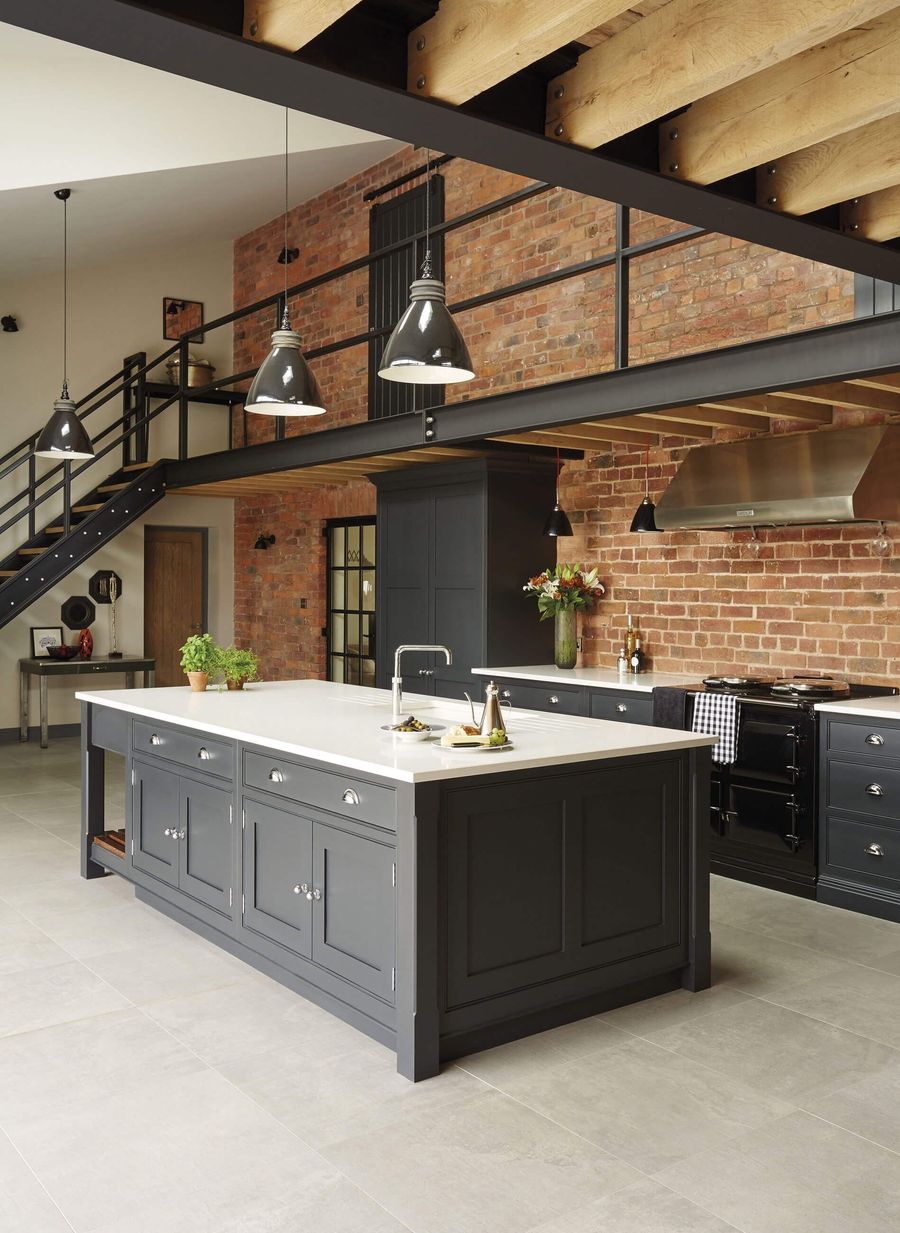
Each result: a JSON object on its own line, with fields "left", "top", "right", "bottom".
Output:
{"left": 232, "top": 145, "right": 896, "bottom": 687}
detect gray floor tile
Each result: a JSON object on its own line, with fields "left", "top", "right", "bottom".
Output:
{"left": 802, "top": 1062, "right": 900, "bottom": 1156}
{"left": 0, "top": 1129, "right": 73, "bottom": 1232}
{"left": 83, "top": 936, "right": 265, "bottom": 1005}
{"left": 323, "top": 1087, "right": 642, "bottom": 1233}
{"left": 600, "top": 982, "right": 751, "bottom": 1037}
{"left": 763, "top": 961, "right": 900, "bottom": 1050}
{"left": 0, "top": 961, "right": 130, "bottom": 1039}
{"left": 531, "top": 1177, "right": 740, "bottom": 1233}
{"left": 0, "top": 912, "right": 72, "bottom": 977}
{"left": 454, "top": 1015, "right": 625, "bottom": 1087}
{"left": 710, "top": 921, "right": 853, "bottom": 998}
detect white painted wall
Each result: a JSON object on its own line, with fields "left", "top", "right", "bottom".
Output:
{"left": 0, "top": 235, "right": 237, "bottom": 733}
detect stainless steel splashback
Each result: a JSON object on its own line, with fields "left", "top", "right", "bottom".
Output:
{"left": 654, "top": 424, "right": 900, "bottom": 530}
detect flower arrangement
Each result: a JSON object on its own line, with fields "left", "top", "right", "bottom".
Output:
{"left": 523, "top": 564, "right": 605, "bottom": 620}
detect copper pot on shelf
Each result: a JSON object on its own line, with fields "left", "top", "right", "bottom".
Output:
{"left": 165, "top": 352, "right": 216, "bottom": 389}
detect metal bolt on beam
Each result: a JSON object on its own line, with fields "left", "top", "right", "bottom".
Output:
{"left": 554, "top": 124, "right": 564, "bottom": 137}
{"left": 249, "top": 20, "right": 257, "bottom": 36}
{"left": 669, "top": 128, "right": 678, "bottom": 140}
{"left": 554, "top": 85, "right": 565, "bottom": 99}
{"left": 416, "top": 36, "right": 425, "bottom": 50}
{"left": 768, "top": 196, "right": 778, "bottom": 206}
{"left": 416, "top": 75, "right": 426, "bottom": 89}
{"left": 669, "top": 163, "right": 679, "bottom": 173}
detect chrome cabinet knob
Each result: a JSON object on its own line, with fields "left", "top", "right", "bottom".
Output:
{"left": 548, "top": 696, "right": 559, "bottom": 705}
{"left": 865, "top": 783, "right": 885, "bottom": 797}
{"left": 268, "top": 768, "right": 284, "bottom": 783}
{"left": 501, "top": 690, "right": 511, "bottom": 699}
{"left": 150, "top": 733, "right": 162, "bottom": 746}
{"left": 310, "top": 888, "right": 322, "bottom": 902}
{"left": 177, "top": 829, "right": 186, "bottom": 841}
{"left": 292, "top": 882, "right": 309, "bottom": 896}
{"left": 865, "top": 843, "right": 885, "bottom": 858}
{"left": 866, "top": 733, "right": 885, "bottom": 746}
{"left": 163, "top": 827, "right": 174, "bottom": 837}
{"left": 197, "top": 747, "right": 211, "bottom": 761}
{"left": 417, "top": 668, "right": 434, "bottom": 676}
{"left": 342, "top": 788, "right": 360, "bottom": 806}
{"left": 616, "top": 703, "right": 628, "bottom": 713}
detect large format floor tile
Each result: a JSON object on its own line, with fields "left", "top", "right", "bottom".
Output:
{"left": 0, "top": 1129, "right": 73, "bottom": 1233}
{"left": 531, "top": 1177, "right": 740, "bottom": 1233}
{"left": 0, "top": 960, "right": 130, "bottom": 1039}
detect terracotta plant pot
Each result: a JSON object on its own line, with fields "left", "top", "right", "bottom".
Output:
{"left": 225, "top": 678, "right": 246, "bottom": 691}
{"left": 186, "top": 671, "right": 209, "bottom": 692}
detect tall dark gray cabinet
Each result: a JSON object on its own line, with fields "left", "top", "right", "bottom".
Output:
{"left": 374, "top": 457, "right": 557, "bottom": 699}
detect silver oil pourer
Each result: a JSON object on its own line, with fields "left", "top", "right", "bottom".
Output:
{"left": 465, "top": 680, "right": 508, "bottom": 737}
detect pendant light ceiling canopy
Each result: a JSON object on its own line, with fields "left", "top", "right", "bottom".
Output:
{"left": 245, "top": 109, "right": 325, "bottom": 418}
{"left": 543, "top": 449, "right": 573, "bottom": 537}
{"left": 35, "top": 189, "right": 94, "bottom": 461}
{"left": 379, "top": 153, "right": 474, "bottom": 386}
{"left": 629, "top": 447, "right": 659, "bottom": 533}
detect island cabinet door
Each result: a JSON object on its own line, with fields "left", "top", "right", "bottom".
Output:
{"left": 179, "top": 778, "right": 233, "bottom": 917}
{"left": 242, "top": 798, "right": 313, "bottom": 957}
{"left": 310, "top": 821, "right": 396, "bottom": 1004}
{"left": 569, "top": 758, "right": 684, "bottom": 971}
{"left": 132, "top": 759, "right": 180, "bottom": 887}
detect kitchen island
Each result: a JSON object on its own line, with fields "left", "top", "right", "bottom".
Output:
{"left": 78, "top": 680, "right": 715, "bottom": 1080}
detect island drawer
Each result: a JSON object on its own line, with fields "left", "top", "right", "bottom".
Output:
{"left": 496, "top": 680, "right": 587, "bottom": 716}
{"left": 826, "top": 759, "right": 900, "bottom": 822}
{"left": 133, "top": 720, "right": 233, "bottom": 781}
{"left": 589, "top": 692, "right": 653, "bottom": 725}
{"left": 243, "top": 750, "right": 397, "bottom": 830}
{"left": 823, "top": 813, "right": 900, "bottom": 886}
{"left": 828, "top": 720, "right": 900, "bottom": 761}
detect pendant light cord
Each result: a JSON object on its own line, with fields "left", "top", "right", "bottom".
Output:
{"left": 281, "top": 107, "right": 290, "bottom": 330}
{"left": 62, "top": 191, "right": 68, "bottom": 399}
{"left": 645, "top": 445, "right": 651, "bottom": 499}
{"left": 556, "top": 447, "right": 561, "bottom": 502}
{"left": 422, "top": 148, "right": 433, "bottom": 279}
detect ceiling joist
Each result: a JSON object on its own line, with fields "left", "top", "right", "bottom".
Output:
{"left": 700, "top": 395, "right": 834, "bottom": 422}
{"left": 842, "top": 183, "right": 900, "bottom": 241}
{"left": 545, "top": 0, "right": 896, "bottom": 149}
{"left": 243, "top": 0, "right": 364, "bottom": 50}
{"left": 661, "top": 9, "right": 900, "bottom": 186}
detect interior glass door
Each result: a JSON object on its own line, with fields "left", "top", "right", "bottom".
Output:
{"left": 326, "top": 517, "right": 376, "bottom": 687}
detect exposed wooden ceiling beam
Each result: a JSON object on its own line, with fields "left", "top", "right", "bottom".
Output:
{"left": 776, "top": 381, "right": 900, "bottom": 413}
{"left": 546, "top": 0, "right": 895, "bottom": 149}
{"left": 700, "top": 395, "right": 834, "bottom": 422}
{"left": 408, "top": 1, "right": 635, "bottom": 105}
{"left": 661, "top": 10, "right": 900, "bottom": 185}
{"left": 243, "top": 0, "right": 364, "bottom": 50}
{"left": 850, "top": 372, "right": 900, "bottom": 393}
{"left": 493, "top": 425, "right": 659, "bottom": 447}
{"left": 611, "top": 415, "right": 715, "bottom": 438}
{"left": 761, "top": 111, "right": 900, "bottom": 215}
{"left": 842, "top": 184, "right": 900, "bottom": 241}
{"left": 643, "top": 406, "right": 767, "bottom": 432}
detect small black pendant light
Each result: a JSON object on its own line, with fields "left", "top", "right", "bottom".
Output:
{"left": 543, "top": 448, "right": 573, "bottom": 537}
{"left": 629, "top": 445, "right": 659, "bottom": 533}
{"left": 245, "top": 109, "right": 325, "bottom": 417}
{"left": 378, "top": 151, "right": 474, "bottom": 385}
{"left": 35, "top": 189, "right": 94, "bottom": 461}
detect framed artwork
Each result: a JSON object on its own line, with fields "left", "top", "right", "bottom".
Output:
{"left": 163, "top": 297, "right": 204, "bottom": 342}
{"left": 31, "top": 627, "right": 63, "bottom": 657}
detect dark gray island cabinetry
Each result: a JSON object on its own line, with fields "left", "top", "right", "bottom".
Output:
{"left": 79, "top": 680, "right": 714, "bottom": 1080}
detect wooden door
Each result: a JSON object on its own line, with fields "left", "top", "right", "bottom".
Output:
{"left": 144, "top": 527, "right": 207, "bottom": 686}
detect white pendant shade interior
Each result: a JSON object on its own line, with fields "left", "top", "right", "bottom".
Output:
{"left": 245, "top": 109, "right": 325, "bottom": 417}
{"left": 35, "top": 189, "right": 94, "bottom": 461}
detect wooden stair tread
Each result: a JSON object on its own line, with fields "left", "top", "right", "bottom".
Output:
{"left": 18, "top": 547, "right": 48, "bottom": 556}
{"left": 72, "top": 504, "right": 103, "bottom": 513}
{"left": 92, "top": 829, "right": 126, "bottom": 858}
{"left": 122, "top": 461, "right": 158, "bottom": 471}
{"left": 0, "top": 570, "right": 18, "bottom": 578}
{"left": 97, "top": 484, "right": 127, "bottom": 493}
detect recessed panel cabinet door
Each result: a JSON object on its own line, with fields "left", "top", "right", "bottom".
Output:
{"left": 132, "top": 759, "right": 180, "bottom": 886}
{"left": 311, "top": 822, "right": 396, "bottom": 1003}
{"left": 180, "top": 778, "right": 233, "bottom": 916}
{"left": 242, "top": 798, "right": 313, "bottom": 956}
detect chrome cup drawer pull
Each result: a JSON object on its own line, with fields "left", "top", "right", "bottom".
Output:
{"left": 197, "top": 747, "right": 211, "bottom": 761}
{"left": 865, "top": 843, "right": 885, "bottom": 858}
{"left": 616, "top": 703, "right": 628, "bottom": 713}
{"left": 866, "top": 733, "right": 885, "bottom": 747}
{"left": 342, "top": 788, "right": 360, "bottom": 806}
{"left": 150, "top": 733, "right": 162, "bottom": 746}
{"left": 268, "top": 768, "right": 284, "bottom": 784}
{"left": 548, "top": 696, "right": 559, "bottom": 705}
{"left": 865, "top": 783, "right": 885, "bottom": 797}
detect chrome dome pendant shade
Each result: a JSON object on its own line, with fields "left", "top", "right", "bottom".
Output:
{"left": 245, "top": 108, "right": 326, "bottom": 418}
{"left": 379, "top": 151, "right": 475, "bottom": 386}
{"left": 35, "top": 189, "right": 94, "bottom": 461}
{"left": 543, "top": 448, "right": 574, "bottom": 537}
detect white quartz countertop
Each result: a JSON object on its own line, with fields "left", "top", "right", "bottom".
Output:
{"left": 816, "top": 696, "right": 900, "bottom": 721}
{"left": 472, "top": 665, "right": 703, "bottom": 694}
{"left": 76, "top": 679, "right": 715, "bottom": 783}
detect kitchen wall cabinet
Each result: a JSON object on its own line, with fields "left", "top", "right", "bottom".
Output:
{"left": 374, "top": 459, "right": 556, "bottom": 699}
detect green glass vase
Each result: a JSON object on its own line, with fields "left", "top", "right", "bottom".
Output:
{"left": 554, "top": 606, "right": 577, "bottom": 669}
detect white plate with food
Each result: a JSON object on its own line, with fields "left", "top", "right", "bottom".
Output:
{"left": 435, "top": 723, "right": 512, "bottom": 752}
{"left": 380, "top": 716, "right": 445, "bottom": 742}
{"left": 434, "top": 739, "right": 514, "bottom": 753}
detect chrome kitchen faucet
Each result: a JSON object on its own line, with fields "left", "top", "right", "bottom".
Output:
{"left": 392, "top": 644, "right": 453, "bottom": 723}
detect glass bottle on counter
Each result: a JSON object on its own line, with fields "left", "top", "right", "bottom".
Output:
{"left": 630, "top": 637, "right": 645, "bottom": 674}
{"left": 625, "top": 613, "right": 638, "bottom": 657}
{"left": 616, "top": 645, "right": 629, "bottom": 675}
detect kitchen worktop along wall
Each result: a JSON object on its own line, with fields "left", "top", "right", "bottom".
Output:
{"left": 231, "top": 144, "right": 900, "bottom": 689}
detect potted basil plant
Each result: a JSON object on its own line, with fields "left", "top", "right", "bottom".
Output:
{"left": 220, "top": 646, "right": 260, "bottom": 691}
{"left": 179, "top": 633, "right": 219, "bottom": 692}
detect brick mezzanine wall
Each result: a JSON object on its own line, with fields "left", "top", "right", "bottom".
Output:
{"left": 232, "top": 144, "right": 896, "bottom": 686}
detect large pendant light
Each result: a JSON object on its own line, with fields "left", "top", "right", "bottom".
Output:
{"left": 629, "top": 445, "right": 659, "bottom": 533}
{"left": 543, "top": 448, "right": 573, "bottom": 537}
{"left": 245, "top": 109, "right": 325, "bottom": 417}
{"left": 378, "top": 151, "right": 474, "bottom": 385}
{"left": 35, "top": 189, "right": 94, "bottom": 461}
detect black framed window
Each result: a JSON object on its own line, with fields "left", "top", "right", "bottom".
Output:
{"left": 325, "top": 517, "right": 376, "bottom": 686}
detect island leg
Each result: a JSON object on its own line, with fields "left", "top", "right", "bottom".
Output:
{"left": 395, "top": 782, "right": 441, "bottom": 1081}
{"left": 39, "top": 676, "right": 49, "bottom": 749}
{"left": 19, "top": 667, "right": 28, "bottom": 742}
{"left": 80, "top": 701, "right": 108, "bottom": 880}
{"left": 682, "top": 746, "right": 712, "bottom": 992}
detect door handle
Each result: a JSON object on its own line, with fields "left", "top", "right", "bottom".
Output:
{"left": 866, "top": 783, "right": 885, "bottom": 797}
{"left": 865, "top": 843, "right": 885, "bottom": 858}
{"left": 866, "top": 733, "right": 885, "bottom": 747}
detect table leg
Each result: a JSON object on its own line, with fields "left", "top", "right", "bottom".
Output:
{"left": 125, "top": 671, "right": 135, "bottom": 690}
{"left": 80, "top": 701, "right": 108, "bottom": 880}
{"left": 39, "top": 676, "right": 49, "bottom": 749}
{"left": 147, "top": 669, "right": 155, "bottom": 687}
{"left": 19, "top": 669, "right": 28, "bottom": 742}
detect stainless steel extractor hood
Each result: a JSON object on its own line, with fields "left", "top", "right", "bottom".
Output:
{"left": 654, "top": 423, "right": 900, "bottom": 530}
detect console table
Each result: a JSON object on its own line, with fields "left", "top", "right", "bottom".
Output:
{"left": 19, "top": 655, "right": 155, "bottom": 747}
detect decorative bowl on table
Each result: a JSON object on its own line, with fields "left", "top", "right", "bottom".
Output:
{"left": 45, "top": 644, "right": 79, "bottom": 660}
{"left": 380, "top": 716, "right": 442, "bottom": 742}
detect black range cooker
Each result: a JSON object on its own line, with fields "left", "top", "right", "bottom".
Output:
{"left": 689, "top": 675, "right": 898, "bottom": 898}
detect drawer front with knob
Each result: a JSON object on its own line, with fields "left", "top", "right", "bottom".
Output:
{"left": 133, "top": 720, "right": 233, "bottom": 781}
{"left": 589, "top": 692, "right": 653, "bottom": 726}
{"left": 827, "top": 760, "right": 900, "bottom": 822}
{"left": 824, "top": 814, "right": 900, "bottom": 886}
{"left": 494, "top": 680, "right": 587, "bottom": 716}
{"left": 829, "top": 720, "right": 900, "bottom": 760}
{"left": 243, "top": 749, "right": 396, "bottom": 830}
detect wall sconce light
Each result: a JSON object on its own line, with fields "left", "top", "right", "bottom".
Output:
{"left": 1, "top": 315, "right": 18, "bottom": 332}
{"left": 165, "top": 299, "right": 186, "bottom": 316}
{"left": 254, "top": 533, "right": 276, "bottom": 550}
{"left": 277, "top": 247, "right": 299, "bottom": 265}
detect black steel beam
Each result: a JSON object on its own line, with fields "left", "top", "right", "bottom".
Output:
{"left": 8, "top": 0, "right": 900, "bottom": 284}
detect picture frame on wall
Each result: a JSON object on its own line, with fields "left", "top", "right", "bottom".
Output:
{"left": 162, "top": 297, "right": 204, "bottom": 342}
{"left": 31, "top": 627, "right": 63, "bottom": 657}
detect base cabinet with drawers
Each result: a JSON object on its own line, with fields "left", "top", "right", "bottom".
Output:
{"left": 819, "top": 712, "right": 900, "bottom": 922}
{"left": 493, "top": 678, "right": 654, "bottom": 726}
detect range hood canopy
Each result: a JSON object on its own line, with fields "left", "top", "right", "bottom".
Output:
{"left": 654, "top": 424, "right": 900, "bottom": 530}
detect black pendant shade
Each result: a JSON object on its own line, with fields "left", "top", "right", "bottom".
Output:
{"left": 629, "top": 495, "right": 658, "bottom": 533}
{"left": 35, "top": 387, "right": 94, "bottom": 460}
{"left": 543, "top": 502, "right": 574, "bottom": 538}
{"left": 378, "top": 277, "right": 474, "bottom": 384}
{"left": 244, "top": 315, "right": 325, "bottom": 416}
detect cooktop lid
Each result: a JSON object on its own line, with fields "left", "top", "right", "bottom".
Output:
{"left": 703, "top": 675, "right": 772, "bottom": 689}
{"left": 772, "top": 676, "right": 851, "bottom": 696}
